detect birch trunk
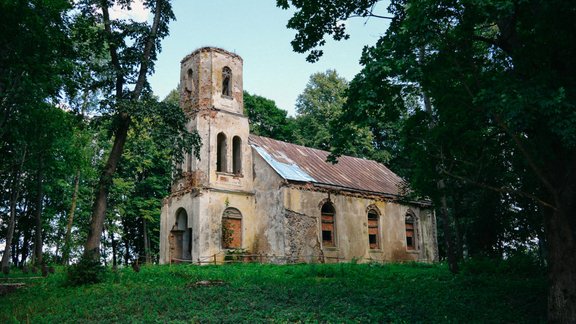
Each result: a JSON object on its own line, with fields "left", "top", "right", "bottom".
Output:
{"left": 1, "top": 148, "right": 26, "bottom": 269}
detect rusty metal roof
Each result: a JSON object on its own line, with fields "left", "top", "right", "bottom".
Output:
{"left": 249, "top": 135, "right": 405, "bottom": 196}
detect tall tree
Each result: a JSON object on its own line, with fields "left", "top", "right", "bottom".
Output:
{"left": 0, "top": 0, "right": 73, "bottom": 138}
{"left": 0, "top": 0, "right": 74, "bottom": 269}
{"left": 278, "top": 0, "right": 576, "bottom": 321}
{"left": 243, "top": 91, "right": 296, "bottom": 142}
{"left": 73, "top": 0, "right": 199, "bottom": 262}
{"left": 293, "top": 70, "right": 348, "bottom": 150}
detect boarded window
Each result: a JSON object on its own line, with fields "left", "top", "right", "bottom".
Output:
{"left": 222, "top": 208, "right": 242, "bottom": 249}
{"left": 368, "top": 210, "right": 379, "bottom": 249}
{"left": 222, "top": 66, "right": 232, "bottom": 97}
{"left": 232, "top": 136, "right": 242, "bottom": 174}
{"left": 321, "top": 202, "right": 336, "bottom": 247}
{"left": 216, "top": 132, "right": 227, "bottom": 172}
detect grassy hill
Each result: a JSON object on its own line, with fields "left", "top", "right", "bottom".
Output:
{"left": 0, "top": 262, "right": 545, "bottom": 322}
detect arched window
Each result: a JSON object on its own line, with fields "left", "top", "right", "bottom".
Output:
{"left": 185, "top": 68, "right": 194, "bottom": 92}
{"left": 368, "top": 209, "right": 380, "bottom": 249}
{"left": 216, "top": 132, "right": 227, "bottom": 172}
{"left": 405, "top": 210, "right": 418, "bottom": 250}
{"left": 321, "top": 202, "right": 336, "bottom": 247}
{"left": 222, "top": 66, "right": 232, "bottom": 97}
{"left": 222, "top": 207, "right": 242, "bottom": 249}
{"left": 232, "top": 136, "right": 242, "bottom": 174}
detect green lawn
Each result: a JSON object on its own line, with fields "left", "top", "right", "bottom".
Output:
{"left": 0, "top": 262, "right": 546, "bottom": 323}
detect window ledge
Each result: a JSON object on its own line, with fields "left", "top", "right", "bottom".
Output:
{"left": 216, "top": 171, "right": 244, "bottom": 178}
{"left": 322, "top": 247, "right": 339, "bottom": 251}
{"left": 221, "top": 95, "right": 233, "bottom": 100}
{"left": 369, "top": 249, "right": 383, "bottom": 253}
{"left": 406, "top": 250, "right": 420, "bottom": 254}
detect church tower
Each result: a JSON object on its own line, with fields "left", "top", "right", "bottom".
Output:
{"left": 160, "top": 48, "right": 254, "bottom": 264}
{"left": 177, "top": 47, "right": 252, "bottom": 191}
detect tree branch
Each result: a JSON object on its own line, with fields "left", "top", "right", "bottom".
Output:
{"left": 455, "top": 66, "right": 558, "bottom": 209}
{"left": 100, "top": 0, "right": 124, "bottom": 98}
{"left": 441, "top": 168, "right": 556, "bottom": 210}
{"left": 349, "top": 13, "right": 393, "bottom": 20}
{"left": 133, "top": 0, "right": 165, "bottom": 99}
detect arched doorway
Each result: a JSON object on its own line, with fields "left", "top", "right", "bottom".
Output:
{"left": 171, "top": 208, "right": 192, "bottom": 261}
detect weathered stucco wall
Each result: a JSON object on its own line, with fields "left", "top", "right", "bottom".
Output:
{"left": 250, "top": 150, "right": 286, "bottom": 257}
{"left": 195, "top": 190, "right": 255, "bottom": 262}
{"left": 159, "top": 191, "right": 200, "bottom": 264}
{"left": 180, "top": 47, "right": 243, "bottom": 114}
{"left": 282, "top": 187, "right": 438, "bottom": 263}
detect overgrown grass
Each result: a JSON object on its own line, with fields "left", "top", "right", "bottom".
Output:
{"left": 0, "top": 262, "right": 546, "bottom": 323}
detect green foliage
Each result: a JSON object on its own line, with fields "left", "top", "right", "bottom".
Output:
{"left": 106, "top": 95, "right": 200, "bottom": 263}
{"left": 278, "top": 0, "right": 571, "bottom": 271}
{"left": 243, "top": 90, "right": 296, "bottom": 142}
{"left": 0, "top": 0, "right": 74, "bottom": 133}
{"left": 66, "top": 256, "right": 107, "bottom": 286}
{"left": 276, "top": 0, "right": 380, "bottom": 62}
{"left": 1, "top": 263, "right": 545, "bottom": 322}
{"left": 292, "top": 70, "right": 348, "bottom": 151}
{"left": 460, "top": 254, "right": 545, "bottom": 278}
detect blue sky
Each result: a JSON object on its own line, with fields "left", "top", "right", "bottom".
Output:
{"left": 147, "top": 0, "right": 389, "bottom": 116}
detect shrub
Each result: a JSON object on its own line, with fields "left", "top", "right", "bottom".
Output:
{"left": 460, "top": 253, "right": 544, "bottom": 277}
{"left": 66, "top": 256, "right": 107, "bottom": 286}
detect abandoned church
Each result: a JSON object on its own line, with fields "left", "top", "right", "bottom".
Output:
{"left": 159, "top": 47, "right": 438, "bottom": 264}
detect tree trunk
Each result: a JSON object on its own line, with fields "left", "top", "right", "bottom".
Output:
{"left": 438, "top": 179, "right": 459, "bottom": 274}
{"left": 545, "top": 160, "right": 576, "bottom": 323}
{"left": 453, "top": 205, "right": 464, "bottom": 260}
{"left": 1, "top": 148, "right": 26, "bottom": 269}
{"left": 546, "top": 206, "right": 576, "bottom": 323}
{"left": 62, "top": 169, "right": 80, "bottom": 265}
{"left": 143, "top": 217, "right": 151, "bottom": 264}
{"left": 11, "top": 241, "right": 18, "bottom": 266}
{"left": 33, "top": 165, "right": 44, "bottom": 265}
{"left": 111, "top": 229, "right": 117, "bottom": 268}
{"left": 83, "top": 113, "right": 130, "bottom": 261}
{"left": 123, "top": 231, "right": 130, "bottom": 266}
{"left": 418, "top": 46, "right": 459, "bottom": 273}
{"left": 20, "top": 205, "right": 31, "bottom": 266}
{"left": 81, "top": 0, "right": 166, "bottom": 263}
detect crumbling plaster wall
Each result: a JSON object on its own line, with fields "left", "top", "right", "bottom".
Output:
{"left": 159, "top": 191, "right": 200, "bottom": 264}
{"left": 180, "top": 47, "right": 243, "bottom": 114}
{"left": 250, "top": 150, "right": 287, "bottom": 257}
{"left": 282, "top": 187, "right": 438, "bottom": 263}
{"left": 195, "top": 190, "right": 255, "bottom": 263}
{"left": 205, "top": 110, "right": 252, "bottom": 189}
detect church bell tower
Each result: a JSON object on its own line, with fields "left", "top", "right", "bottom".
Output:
{"left": 176, "top": 47, "right": 252, "bottom": 192}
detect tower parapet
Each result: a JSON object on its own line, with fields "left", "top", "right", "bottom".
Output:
{"left": 180, "top": 47, "right": 244, "bottom": 115}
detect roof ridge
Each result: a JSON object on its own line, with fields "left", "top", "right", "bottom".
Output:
{"left": 248, "top": 134, "right": 386, "bottom": 165}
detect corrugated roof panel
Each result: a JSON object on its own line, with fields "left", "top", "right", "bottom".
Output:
{"left": 249, "top": 135, "right": 404, "bottom": 196}
{"left": 253, "top": 146, "right": 316, "bottom": 182}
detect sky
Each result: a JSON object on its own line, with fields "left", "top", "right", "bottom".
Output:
{"left": 143, "top": 0, "right": 390, "bottom": 116}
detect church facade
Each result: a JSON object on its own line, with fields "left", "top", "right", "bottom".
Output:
{"left": 159, "top": 47, "right": 438, "bottom": 264}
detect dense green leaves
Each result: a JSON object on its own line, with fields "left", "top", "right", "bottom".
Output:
{"left": 244, "top": 91, "right": 296, "bottom": 142}
{"left": 0, "top": 1, "right": 200, "bottom": 271}
{"left": 0, "top": 0, "right": 74, "bottom": 134}
{"left": 277, "top": 0, "right": 381, "bottom": 62}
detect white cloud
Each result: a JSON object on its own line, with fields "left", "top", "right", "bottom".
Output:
{"left": 110, "top": 0, "right": 149, "bottom": 22}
